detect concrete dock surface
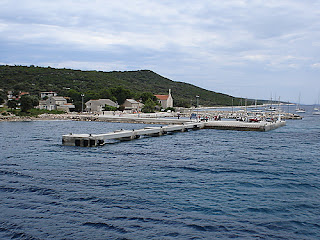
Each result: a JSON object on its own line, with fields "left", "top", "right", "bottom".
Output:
{"left": 62, "top": 119, "right": 286, "bottom": 147}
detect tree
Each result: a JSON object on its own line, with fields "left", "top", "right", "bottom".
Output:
{"left": 103, "top": 104, "right": 117, "bottom": 111}
{"left": 142, "top": 98, "right": 157, "bottom": 113}
{"left": 7, "top": 99, "right": 18, "bottom": 109}
{"left": 20, "top": 95, "right": 39, "bottom": 112}
{"left": 31, "top": 95, "right": 39, "bottom": 107}
{"left": 174, "top": 99, "right": 190, "bottom": 108}
{"left": 99, "top": 88, "right": 113, "bottom": 99}
{"left": 140, "top": 92, "right": 157, "bottom": 103}
{"left": 67, "top": 89, "right": 81, "bottom": 102}
{"left": 0, "top": 91, "right": 6, "bottom": 105}
{"left": 110, "top": 86, "right": 133, "bottom": 105}
{"left": 118, "top": 105, "right": 125, "bottom": 111}
{"left": 84, "top": 90, "right": 100, "bottom": 101}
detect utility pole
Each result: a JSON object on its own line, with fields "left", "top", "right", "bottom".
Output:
{"left": 196, "top": 95, "right": 199, "bottom": 120}
{"left": 196, "top": 95, "right": 199, "bottom": 108}
{"left": 81, "top": 94, "right": 84, "bottom": 112}
{"left": 232, "top": 98, "right": 234, "bottom": 114}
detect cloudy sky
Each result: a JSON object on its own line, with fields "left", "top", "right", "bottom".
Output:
{"left": 1, "top": 0, "right": 320, "bottom": 104}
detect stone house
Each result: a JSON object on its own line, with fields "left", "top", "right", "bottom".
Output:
{"left": 123, "top": 99, "right": 144, "bottom": 112}
{"left": 38, "top": 96, "right": 75, "bottom": 112}
{"left": 85, "top": 99, "right": 118, "bottom": 112}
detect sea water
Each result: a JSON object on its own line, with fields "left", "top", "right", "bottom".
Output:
{"left": 0, "top": 109, "right": 320, "bottom": 239}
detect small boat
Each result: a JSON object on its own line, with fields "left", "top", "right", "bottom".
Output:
{"left": 265, "top": 106, "right": 277, "bottom": 111}
{"left": 296, "top": 108, "right": 306, "bottom": 113}
{"left": 313, "top": 98, "right": 319, "bottom": 114}
{"left": 313, "top": 109, "right": 320, "bottom": 115}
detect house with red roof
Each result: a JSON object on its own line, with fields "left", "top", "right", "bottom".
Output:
{"left": 7, "top": 91, "right": 29, "bottom": 101}
{"left": 155, "top": 89, "right": 173, "bottom": 109}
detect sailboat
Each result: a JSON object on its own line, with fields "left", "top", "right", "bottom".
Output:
{"left": 313, "top": 96, "right": 320, "bottom": 115}
{"left": 295, "top": 93, "right": 305, "bottom": 113}
{"left": 252, "top": 99, "right": 262, "bottom": 112}
{"left": 265, "top": 96, "right": 277, "bottom": 111}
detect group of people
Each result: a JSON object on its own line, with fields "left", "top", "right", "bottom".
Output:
{"left": 189, "top": 113, "right": 221, "bottom": 122}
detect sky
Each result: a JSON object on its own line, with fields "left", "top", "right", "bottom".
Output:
{"left": 1, "top": 0, "right": 320, "bottom": 104}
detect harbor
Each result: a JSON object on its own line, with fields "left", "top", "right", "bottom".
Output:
{"left": 2, "top": 2, "right": 319, "bottom": 238}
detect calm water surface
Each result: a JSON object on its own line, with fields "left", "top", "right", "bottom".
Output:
{"left": 1, "top": 110, "right": 320, "bottom": 239}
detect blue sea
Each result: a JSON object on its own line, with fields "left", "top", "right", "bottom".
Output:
{"left": 1, "top": 107, "right": 320, "bottom": 239}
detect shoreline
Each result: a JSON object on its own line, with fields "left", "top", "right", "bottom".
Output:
{"left": 0, "top": 112, "right": 178, "bottom": 122}
{"left": 0, "top": 104, "right": 303, "bottom": 123}
{"left": 0, "top": 114, "right": 76, "bottom": 122}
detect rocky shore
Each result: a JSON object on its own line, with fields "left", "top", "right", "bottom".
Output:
{"left": 0, "top": 113, "right": 76, "bottom": 122}
{"left": 0, "top": 112, "right": 178, "bottom": 122}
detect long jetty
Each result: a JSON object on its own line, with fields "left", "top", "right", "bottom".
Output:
{"left": 62, "top": 120, "right": 286, "bottom": 147}
{"left": 62, "top": 122, "right": 205, "bottom": 147}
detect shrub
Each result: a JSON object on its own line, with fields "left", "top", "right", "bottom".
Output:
{"left": 104, "top": 105, "right": 117, "bottom": 111}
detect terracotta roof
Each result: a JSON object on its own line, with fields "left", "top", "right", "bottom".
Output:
{"left": 155, "top": 95, "right": 169, "bottom": 100}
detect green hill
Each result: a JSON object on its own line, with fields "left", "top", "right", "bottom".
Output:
{"left": 0, "top": 65, "right": 249, "bottom": 108}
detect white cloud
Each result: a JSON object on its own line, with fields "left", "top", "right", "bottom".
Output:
{"left": 1, "top": 0, "right": 320, "bottom": 103}
{"left": 311, "top": 63, "right": 320, "bottom": 68}
{"left": 241, "top": 55, "right": 269, "bottom": 62}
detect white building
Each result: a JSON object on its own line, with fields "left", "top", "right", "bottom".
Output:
{"left": 40, "top": 91, "right": 57, "bottom": 99}
{"left": 123, "top": 99, "right": 144, "bottom": 112}
{"left": 155, "top": 89, "right": 173, "bottom": 109}
{"left": 85, "top": 99, "right": 118, "bottom": 112}
{"left": 38, "top": 96, "right": 75, "bottom": 112}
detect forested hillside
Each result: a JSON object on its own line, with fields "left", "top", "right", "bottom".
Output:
{"left": 0, "top": 65, "right": 249, "bottom": 108}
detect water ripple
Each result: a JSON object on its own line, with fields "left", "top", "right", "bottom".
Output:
{"left": 0, "top": 116, "right": 320, "bottom": 239}
{"left": 83, "top": 222, "right": 128, "bottom": 233}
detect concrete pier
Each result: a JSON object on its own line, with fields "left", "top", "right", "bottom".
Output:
{"left": 62, "top": 120, "right": 286, "bottom": 147}
{"left": 205, "top": 120, "right": 286, "bottom": 131}
{"left": 62, "top": 122, "right": 205, "bottom": 147}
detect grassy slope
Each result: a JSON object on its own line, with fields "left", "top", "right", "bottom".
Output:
{"left": 0, "top": 65, "right": 249, "bottom": 106}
